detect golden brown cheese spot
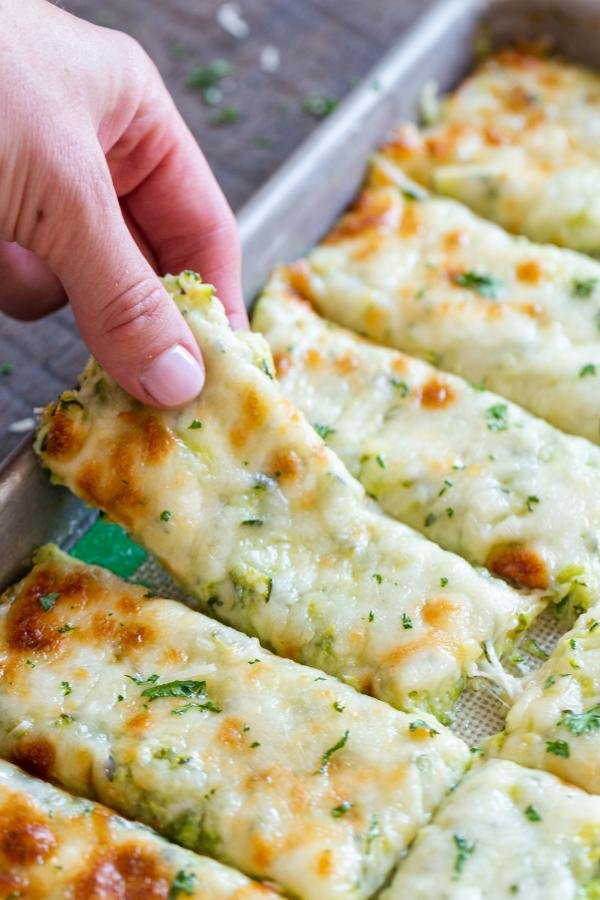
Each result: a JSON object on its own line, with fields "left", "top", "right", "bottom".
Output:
{"left": 425, "top": 123, "right": 471, "bottom": 161}
{"left": 12, "top": 738, "right": 55, "bottom": 780}
{"left": 443, "top": 229, "right": 468, "bottom": 252}
{"left": 285, "top": 261, "right": 315, "bottom": 304}
{"left": 335, "top": 351, "right": 360, "bottom": 374}
{"left": 118, "top": 412, "right": 174, "bottom": 466}
{"left": 484, "top": 124, "right": 508, "bottom": 146}
{"left": 419, "top": 377, "right": 456, "bottom": 409}
{"left": 325, "top": 190, "right": 394, "bottom": 243}
{"left": 269, "top": 448, "right": 302, "bottom": 483}
{"left": 43, "top": 405, "right": 86, "bottom": 462}
{"left": 126, "top": 711, "right": 152, "bottom": 733}
{"left": 273, "top": 352, "right": 292, "bottom": 377}
{"left": 4, "top": 565, "right": 89, "bottom": 652}
{"left": 381, "top": 123, "right": 422, "bottom": 160}
{"left": 399, "top": 203, "right": 422, "bottom": 238}
{"left": 250, "top": 833, "right": 275, "bottom": 870}
{"left": 421, "top": 597, "right": 459, "bottom": 630}
{"left": 408, "top": 724, "right": 435, "bottom": 742}
{"left": 0, "top": 797, "right": 56, "bottom": 865}
{"left": 487, "top": 544, "right": 549, "bottom": 590}
{"left": 316, "top": 849, "right": 334, "bottom": 879}
{"left": 516, "top": 259, "right": 543, "bottom": 284}
{"left": 73, "top": 843, "right": 171, "bottom": 900}
{"left": 231, "top": 389, "right": 269, "bottom": 448}
{"left": 217, "top": 716, "right": 246, "bottom": 749}
{"left": 494, "top": 47, "right": 544, "bottom": 70}
{"left": 304, "top": 347, "right": 324, "bottom": 369}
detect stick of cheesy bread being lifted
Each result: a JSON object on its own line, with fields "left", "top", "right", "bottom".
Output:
{"left": 36, "top": 272, "right": 542, "bottom": 721}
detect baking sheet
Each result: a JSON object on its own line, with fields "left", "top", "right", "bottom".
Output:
{"left": 2, "top": 0, "right": 600, "bottom": 741}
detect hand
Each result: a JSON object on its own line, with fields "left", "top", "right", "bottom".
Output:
{"left": 0, "top": 0, "right": 247, "bottom": 406}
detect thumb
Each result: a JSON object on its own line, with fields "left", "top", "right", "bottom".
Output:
{"left": 42, "top": 150, "right": 205, "bottom": 408}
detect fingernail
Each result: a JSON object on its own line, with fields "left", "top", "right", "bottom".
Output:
{"left": 140, "top": 344, "right": 205, "bottom": 406}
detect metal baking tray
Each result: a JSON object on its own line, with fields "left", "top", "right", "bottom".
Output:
{"left": 2, "top": 0, "right": 600, "bottom": 591}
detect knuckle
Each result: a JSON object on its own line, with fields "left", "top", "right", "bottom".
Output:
{"left": 98, "top": 277, "right": 168, "bottom": 344}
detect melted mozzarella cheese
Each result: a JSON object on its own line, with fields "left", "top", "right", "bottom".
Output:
{"left": 253, "top": 283, "right": 600, "bottom": 608}
{"left": 383, "top": 759, "right": 600, "bottom": 899}
{"left": 383, "top": 48, "right": 600, "bottom": 253}
{"left": 35, "top": 272, "right": 540, "bottom": 722}
{"left": 489, "top": 603, "right": 600, "bottom": 793}
{"left": 0, "top": 546, "right": 469, "bottom": 900}
{"left": 0, "top": 758, "right": 269, "bottom": 900}
{"left": 292, "top": 169, "right": 600, "bottom": 442}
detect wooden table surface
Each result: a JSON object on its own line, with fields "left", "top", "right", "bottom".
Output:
{"left": 0, "top": 0, "right": 433, "bottom": 461}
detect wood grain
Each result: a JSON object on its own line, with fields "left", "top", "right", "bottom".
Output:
{"left": 0, "top": 0, "right": 432, "bottom": 460}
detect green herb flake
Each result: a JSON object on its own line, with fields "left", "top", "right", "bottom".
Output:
{"left": 250, "top": 741, "right": 261, "bottom": 749}
{"left": 368, "top": 610, "right": 375, "bottom": 622}
{"left": 486, "top": 403, "right": 509, "bottom": 432}
{"left": 126, "top": 673, "right": 160, "bottom": 686}
{"left": 440, "top": 577, "right": 449, "bottom": 587}
{"left": 160, "top": 510, "right": 172, "bottom": 522}
{"left": 390, "top": 378, "right": 410, "bottom": 396}
{"left": 247, "top": 658, "right": 261, "bottom": 665}
{"left": 316, "top": 730, "right": 349, "bottom": 774}
{"left": 331, "top": 800, "right": 352, "bottom": 818}
{"left": 375, "top": 454, "right": 386, "bottom": 469}
{"left": 313, "top": 423, "right": 336, "bottom": 440}
{"left": 424, "top": 512, "right": 436, "bottom": 527}
{"left": 141, "top": 679, "right": 207, "bottom": 702}
{"left": 559, "top": 704, "right": 600, "bottom": 735}
{"left": 189, "top": 419, "right": 202, "bottom": 430}
{"left": 571, "top": 277, "right": 597, "bottom": 299}
{"left": 61, "top": 681, "right": 72, "bottom": 696}
{"left": 38, "top": 592, "right": 60, "bottom": 611}
{"left": 302, "top": 95, "right": 338, "bottom": 118}
{"left": 57, "top": 623, "right": 74, "bottom": 633}
{"left": 522, "top": 637, "right": 549, "bottom": 660}
{"left": 546, "top": 739, "right": 570, "bottom": 758}
{"left": 580, "top": 363, "right": 597, "bottom": 378}
{"left": 372, "top": 573, "right": 382, "bottom": 584}
{"left": 453, "top": 270, "right": 504, "bottom": 299}
{"left": 590, "top": 620, "right": 600, "bottom": 633}
{"left": 169, "top": 869, "right": 196, "bottom": 899}
{"left": 241, "top": 519, "right": 263, "bottom": 527}
{"left": 446, "top": 507, "right": 454, "bottom": 518}
{"left": 453, "top": 833, "right": 476, "bottom": 878}
{"left": 524, "top": 804, "right": 541, "bottom": 822}
{"left": 210, "top": 106, "right": 239, "bottom": 126}
{"left": 333, "top": 700, "right": 345, "bottom": 713}
{"left": 171, "top": 700, "right": 221, "bottom": 715}
{"left": 526, "top": 495, "right": 540, "bottom": 512}
{"left": 117, "top": 695, "right": 124, "bottom": 702}
{"left": 365, "top": 814, "right": 380, "bottom": 854}
{"left": 409, "top": 719, "right": 439, "bottom": 737}
{"left": 402, "top": 613, "right": 413, "bottom": 630}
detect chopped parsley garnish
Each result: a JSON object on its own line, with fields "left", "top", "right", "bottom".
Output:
{"left": 302, "top": 94, "right": 338, "bottom": 118}
{"left": 187, "top": 58, "right": 233, "bottom": 106}
{"left": 57, "top": 623, "right": 74, "bottom": 633}
{"left": 402, "top": 612, "right": 413, "bottom": 630}
{"left": 141, "top": 679, "right": 208, "bottom": 702}
{"left": 117, "top": 695, "right": 124, "bottom": 702}
{"left": 390, "top": 378, "right": 410, "bottom": 396}
{"left": 0, "top": 362, "right": 13, "bottom": 375}
{"left": 365, "top": 814, "right": 380, "bottom": 854}
{"left": 210, "top": 106, "right": 239, "bottom": 126}
{"left": 579, "top": 363, "right": 597, "bottom": 378}
{"left": 189, "top": 419, "right": 202, "bottom": 429}
{"left": 316, "top": 730, "right": 349, "bottom": 774}
{"left": 440, "top": 577, "right": 449, "bottom": 587}
{"left": 375, "top": 454, "right": 386, "bottom": 469}
{"left": 160, "top": 509, "right": 172, "bottom": 522}
{"left": 424, "top": 512, "right": 436, "bottom": 527}
{"left": 368, "top": 610, "right": 375, "bottom": 622}
{"left": 333, "top": 700, "right": 345, "bottom": 712}
{"left": 126, "top": 673, "right": 160, "bottom": 686}
{"left": 372, "top": 573, "right": 382, "bottom": 584}
{"left": 571, "top": 277, "right": 597, "bottom": 298}
{"left": 61, "top": 681, "right": 72, "bottom": 696}
{"left": 546, "top": 739, "right": 570, "bottom": 758}
{"left": 313, "top": 422, "right": 336, "bottom": 439}
{"left": 486, "top": 403, "right": 509, "bottom": 432}
{"left": 524, "top": 804, "right": 541, "bottom": 822}
{"left": 331, "top": 800, "right": 352, "bottom": 817}
{"left": 521, "top": 637, "right": 549, "bottom": 660}
{"left": 452, "top": 833, "right": 475, "bottom": 878}
{"left": 453, "top": 270, "right": 504, "bottom": 299}
{"left": 526, "top": 495, "right": 540, "bottom": 512}
{"left": 559, "top": 704, "right": 600, "bottom": 735}
{"left": 409, "top": 719, "right": 439, "bottom": 737}
{"left": 38, "top": 592, "right": 60, "bottom": 611}
{"left": 241, "top": 519, "right": 263, "bottom": 527}
{"left": 446, "top": 507, "right": 454, "bottom": 518}
{"left": 169, "top": 869, "right": 196, "bottom": 899}
{"left": 590, "top": 620, "right": 600, "bottom": 632}
{"left": 171, "top": 700, "right": 221, "bottom": 715}
{"left": 439, "top": 479, "right": 453, "bottom": 496}
{"left": 250, "top": 741, "right": 261, "bottom": 748}
{"left": 247, "top": 658, "right": 261, "bottom": 665}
